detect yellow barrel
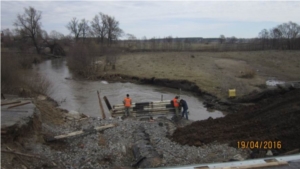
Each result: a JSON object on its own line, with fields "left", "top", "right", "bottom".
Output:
{"left": 228, "top": 89, "right": 236, "bottom": 98}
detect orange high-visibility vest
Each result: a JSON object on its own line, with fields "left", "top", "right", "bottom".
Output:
{"left": 124, "top": 97, "right": 131, "bottom": 107}
{"left": 173, "top": 98, "right": 179, "bottom": 107}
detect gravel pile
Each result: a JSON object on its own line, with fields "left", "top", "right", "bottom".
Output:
{"left": 26, "top": 116, "right": 249, "bottom": 168}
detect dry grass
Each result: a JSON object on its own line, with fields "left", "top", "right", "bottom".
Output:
{"left": 22, "top": 72, "right": 51, "bottom": 96}
{"left": 103, "top": 50, "right": 300, "bottom": 98}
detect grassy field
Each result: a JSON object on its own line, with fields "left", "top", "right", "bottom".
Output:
{"left": 101, "top": 50, "right": 300, "bottom": 99}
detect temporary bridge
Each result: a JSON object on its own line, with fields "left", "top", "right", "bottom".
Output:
{"left": 103, "top": 96, "right": 177, "bottom": 118}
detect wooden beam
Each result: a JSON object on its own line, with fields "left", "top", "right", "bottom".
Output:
{"left": 7, "top": 102, "right": 31, "bottom": 109}
{"left": 1, "top": 150, "right": 41, "bottom": 159}
{"left": 1, "top": 100, "right": 21, "bottom": 106}
{"left": 97, "top": 91, "right": 106, "bottom": 119}
{"left": 103, "top": 96, "right": 113, "bottom": 117}
{"left": 47, "top": 124, "right": 115, "bottom": 141}
{"left": 113, "top": 100, "right": 172, "bottom": 107}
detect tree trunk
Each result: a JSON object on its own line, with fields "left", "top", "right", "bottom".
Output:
{"left": 32, "top": 38, "right": 40, "bottom": 54}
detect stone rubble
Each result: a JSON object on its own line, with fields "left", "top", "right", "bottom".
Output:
{"left": 27, "top": 116, "right": 249, "bottom": 168}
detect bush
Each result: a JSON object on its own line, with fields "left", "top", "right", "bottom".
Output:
{"left": 66, "top": 42, "right": 101, "bottom": 79}
{"left": 239, "top": 69, "right": 256, "bottom": 79}
{"left": 1, "top": 51, "right": 22, "bottom": 93}
{"left": 1, "top": 50, "right": 48, "bottom": 96}
{"left": 22, "top": 72, "right": 51, "bottom": 96}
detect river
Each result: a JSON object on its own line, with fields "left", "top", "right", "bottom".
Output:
{"left": 34, "top": 59, "right": 225, "bottom": 121}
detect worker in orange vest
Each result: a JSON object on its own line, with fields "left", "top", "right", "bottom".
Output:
{"left": 172, "top": 96, "right": 180, "bottom": 116}
{"left": 123, "top": 94, "right": 132, "bottom": 116}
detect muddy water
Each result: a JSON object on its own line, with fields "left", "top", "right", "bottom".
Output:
{"left": 34, "top": 59, "right": 225, "bottom": 121}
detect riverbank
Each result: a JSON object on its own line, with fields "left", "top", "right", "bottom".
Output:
{"left": 98, "top": 50, "right": 300, "bottom": 100}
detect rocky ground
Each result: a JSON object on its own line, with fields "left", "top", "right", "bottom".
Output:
{"left": 1, "top": 97, "right": 249, "bottom": 169}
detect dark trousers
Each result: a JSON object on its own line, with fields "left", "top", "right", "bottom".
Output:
{"left": 181, "top": 108, "right": 188, "bottom": 120}
{"left": 125, "top": 107, "right": 130, "bottom": 116}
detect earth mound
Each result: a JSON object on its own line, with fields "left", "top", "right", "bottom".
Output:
{"left": 171, "top": 89, "right": 300, "bottom": 155}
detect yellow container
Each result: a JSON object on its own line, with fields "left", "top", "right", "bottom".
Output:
{"left": 228, "top": 89, "right": 236, "bottom": 98}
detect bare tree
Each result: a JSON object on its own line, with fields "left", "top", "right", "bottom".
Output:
{"left": 165, "top": 36, "right": 173, "bottom": 50}
{"left": 66, "top": 17, "right": 83, "bottom": 41}
{"left": 175, "top": 37, "right": 183, "bottom": 51}
{"left": 150, "top": 37, "right": 157, "bottom": 50}
{"left": 40, "top": 30, "right": 49, "bottom": 40}
{"left": 104, "top": 15, "right": 123, "bottom": 45}
{"left": 126, "top": 33, "right": 137, "bottom": 49}
{"left": 183, "top": 38, "right": 192, "bottom": 50}
{"left": 141, "top": 36, "right": 147, "bottom": 50}
{"left": 269, "top": 28, "right": 282, "bottom": 49}
{"left": 14, "top": 6, "right": 42, "bottom": 54}
{"left": 219, "top": 35, "right": 225, "bottom": 44}
{"left": 1, "top": 29, "right": 14, "bottom": 47}
{"left": 80, "top": 19, "right": 90, "bottom": 40}
{"left": 228, "top": 36, "right": 237, "bottom": 44}
{"left": 49, "top": 30, "right": 64, "bottom": 40}
{"left": 258, "top": 29, "right": 269, "bottom": 49}
{"left": 277, "top": 21, "right": 300, "bottom": 49}
{"left": 91, "top": 13, "right": 107, "bottom": 44}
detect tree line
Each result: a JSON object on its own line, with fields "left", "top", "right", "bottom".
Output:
{"left": 258, "top": 21, "right": 300, "bottom": 50}
{"left": 2, "top": 6, "right": 300, "bottom": 54}
{"left": 120, "top": 21, "right": 300, "bottom": 52}
{"left": 66, "top": 13, "right": 123, "bottom": 44}
{"left": 1, "top": 6, "right": 123, "bottom": 55}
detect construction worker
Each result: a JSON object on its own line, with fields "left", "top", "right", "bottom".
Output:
{"left": 172, "top": 96, "right": 180, "bottom": 116}
{"left": 123, "top": 94, "right": 132, "bottom": 116}
{"left": 180, "top": 99, "right": 189, "bottom": 120}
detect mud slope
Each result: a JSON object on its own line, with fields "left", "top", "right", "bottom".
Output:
{"left": 171, "top": 89, "right": 300, "bottom": 154}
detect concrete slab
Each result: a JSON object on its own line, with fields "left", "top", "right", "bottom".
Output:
{"left": 1, "top": 98, "right": 35, "bottom": 128}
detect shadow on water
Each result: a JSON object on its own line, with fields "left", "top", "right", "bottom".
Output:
{"left": 34, "top": 58, "right": 225, "bottom": 121}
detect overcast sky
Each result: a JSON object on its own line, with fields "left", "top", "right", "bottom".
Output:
{"left": 1, "top": 0, "right": 300, "bottom": 39}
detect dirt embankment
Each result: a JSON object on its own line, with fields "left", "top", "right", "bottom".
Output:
{"left": 1, "top": 97, "right": 68, "bottom": 169}
{"left": 171, "top": 88, "right": 300, "bottom": 156}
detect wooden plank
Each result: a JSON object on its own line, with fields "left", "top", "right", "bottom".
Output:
{"left": 97, "top": 91, "right": 106, "bottom": 119}
{"left": 194, "top": 166, "right": 209, "bottom": 169}
{"left": 1, "top": 100, "right": 21, "bottom": 106}
{"left": 7, "top": 102, "right": 31, "bottom": 109}
{"left": 112, "top": 110, "right": 175, "bottom": 117}
{"left": 112, "top": 108, "right": 175, "bottom": 114}
{"left": 103, "top": 96, "right": 112, "bottom": 110}
{"left": 48, "top": 124, "right": 115, "bottom": 141}
{"left": 1, "top": 150, "right": 41, "bottom": 159}
{"left": 113, "top": 106, "right": 171, "bottom": 111}
{"left": 113, "top": 100, "right": 172, "bottom": 107}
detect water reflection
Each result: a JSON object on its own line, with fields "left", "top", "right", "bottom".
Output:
{"left": 35, "top": 59, "right": 225, "bottom": 121}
